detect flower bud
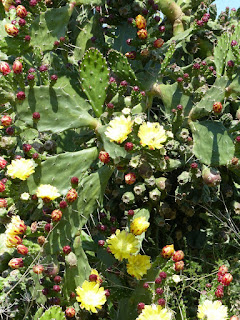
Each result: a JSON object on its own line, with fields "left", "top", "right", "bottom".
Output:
{"left": 63, "top": 245, "right": 71, "bottom": 254}
{"left": 33, "top": 264, "right": 44, "bottom": 274}
{"left": 16, "top": 5, "right": 27, "bottom": 18}
{"left": 0, "top": 62, "right": 11, "bottom": 75}
{"left": 135, "top": 15, "right": 146, "bottom": 29}
{"left": 218, "top": 265, "right": 228, "bottom": 275}
{"left": 161, "top": 244, "right": 174, "bottom": 258}
{"left": 213, "top": 102, "right": 223, "bottom": 113}
{"left": 65, "top": 307, "right": 76, "bottom": 318}
{"left": 153, "top": 38, "right": 164, "bottom": 48}
{"left": 1, "top": 115, "right": 12, "bottom": 126}
{"left": 0, "top": 198, "right": 7, "bottom": 208}
{"left": 13, "top": 60, "right": 23, "bottom": 74}
{"left": 8, "top": 257, "right": 24, "bottom": 269}
{"left": 99, "top": 151, "right": 110, "bottom": 164}
{"left": 66, "top": 188, "right": 78, "bottom": 203}
{"left": 0, "top": 181, "right": 6, "bottom": 193}
{"left": 175, "top": 260, "right": 185, "bottom": 271}
{"left": 51, "top": 209, "right": 62, "bottom": 222}
{"left": 5, "top": 23, "right": 19, "bottom": 37}
{"left": 125, "top": 172, "right": 136, "bottom": 185}
{"left": 6, "top": 234, "right": 22, "bottom": 248}
{"left": 137, "top": 29, "right": 148, "bottom": 40}
{"left": 17, "top": 244, "right": 28, "bottom": 255}
{"left": 130, "top": 216, "right": 150, "bottom": 235}
{"left": 221, "top": 273, "right": 233, "bottom": 286}
{"left": 0, "top": 157, "right": 7, "bottom": 169}
{"left": 172, "top": 250, "right": 184, "bottom": 262}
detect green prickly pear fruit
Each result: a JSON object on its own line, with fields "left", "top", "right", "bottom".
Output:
{"left": 231, "top": 201, "right": 240, "bottom": 215}
{"left": 202, "top": 167, "right": 221, "bottom": 187}
{"left": 138, "top": 161, "right": 153, "bottom": 179}
{"left": 65, "top": 252, "right": 77, "bottom": 267}
{"left": 144, "top": 176, "right": 156, "bottom": 188}
{"left": 236, "top": 108, "right": 240, "bottom": 120}
{"left": 177, "top": 171, "right": 190, "bottom": 185}
{"left": 155, "top": 177, "right": 172, "bottom": 192}
{"left": 133, "top": 182, "right": 146, "bottom": 196}
{"left": 122, "top": 192, "right": 135, "bottom": 204}
{"left": 149, "top": 188, "right": 161, "bottom": 202}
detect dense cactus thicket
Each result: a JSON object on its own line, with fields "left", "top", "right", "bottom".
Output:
{"left": 0, "top": 0, "right": 240, "bottom": 319}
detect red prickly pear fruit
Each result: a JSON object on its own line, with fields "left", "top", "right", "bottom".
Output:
{"left": 98, "top": 240, "right": 105, "bottom": 246}
{"left": 18, "top": 18, "right": 26, "bottom": 26}
{"left": 99, "top": 151, "right": 110, "bottom": 164}
{"left": 156, "top": 288, "right": 164, "bottom": 295}
{"left": 6, "top": 127, "right": 14, "bottom": 135}
{"left": 53, "top": 285, "right": 61, "bottom": 292}
{"left": 137, "top": 29, "right": 148, "bottom": 40}
{"left": 63, "top": 245, "right": 71, "bottom": 254}
{"left": 125, "top": 51, "right": 137, "bottom": 59}
{"left": 51, "top": 209, "right": 63, "bottom": 222}
{"left": 32, "top": 153, "right": 39, "bottom": 159}
{"left": 231, "top": 40, "right": 238, "bottom": 47}
{"left": 153, "top": 38, "right": 164, "bottom": 48}
{"left": 71, "top": 176, "right": 79, "bottom": 185}
{"left": 22, "top": 144, "right": 32, "bottom": 153}
{"left": 44, "top": 223, "right": 52, "bottom": 232}
{"left": 202, "top": 167, "right": 221, "bottom": 187}
{"left": 107, "top": 102, "right": 114, "bottom": 109}
{"left": 65, "top": 307, "right": 76, "bottom": 318}
{"left": 17, "top": 244, "right": 28, "bottom": 255}
{"left": 159, "top": 271, "right": 167, "bottom": 279}
{"left": 25, "top": 35, "right": 31, "bottom": 41}
{"left": 221, "top": 273, "right": 233, "bottom": 286}
{"left": 213, "top": 102, "right": 223, "bottom": 113}
{"left": 0, "top": 62, "right": 11, "bottom": 75}
{"left": 89, "top": 274, "right": 98, "bottom": 282}
{"left": 143, "top": 282, "right": 149, "bottom": 289}
{"left": 54, "top": 275, "right": 62, "bottom": 283}
{"left": 157, "top": 298, "right": 166, "bottom": 306}
{"left": 1, "top": 115, "right": 12, "bottom": 126}
{"left": 124, "top": 142, "right": 133, "bottom": 151}
{"left": 16, "top": 91, "right": 25, "bottom": 100}
{"left": 137, "top": 302, "right": 145, "bottom": 311}
{"left": 172, "top": 250, "right": 184, "bottom": 262}
{"left": 215, "top": 286, "right": 224, "bottom": 298}
{"left": 135, "top": 15, "right": 147, "bottom": 29}
{"left": 155, "top": 277, "right": 162, "bottom": 284}
{"left": 159, "top": 25, "right": 165, "bottom": 32}
{"left": 125, "top": 172, "right": 136, "bottom": 185}
{"left": 59, "top": 201, "right": 67, "bottom": 208}
{"left": 66, "top": 188, "right": 78, "bottom": 203}
{"left": 105, "top": 289, "right": 110, "bottom": 297}
{"left": 16, "top": 5, "right": 27, "bottom": 18}
{"left": 51, "top": 74, "right": 58, "bottom": 81}
{"left": 32, "top": 112, "right": 40, "bottom": 120}
{"left": 5, "top": 24, "right": 19, "bottom": 37}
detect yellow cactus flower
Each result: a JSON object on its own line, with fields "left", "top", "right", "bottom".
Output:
{"left": 198, "top": 300, "right": 228, "bottom": 320}
{"left": 138, "top": 122, "right": 167, "bottom": 150}
{"left": 135, "top": 15, "right": 147, "bottom": 29}
{"left": 106, "top": 115, "right": 133, "bottom": 144}
{"left": 36, "top": 184, "right": 60, "bottom": 202}
{"left": 106, "top": 229, "right": 138, "bottom": 261}
{"left": 130, "top": 216, "right": 150, "bottom": 236}
{"left": 7, "top": 158, "right": 36, "bottom": 180}
{"left": 136, "top": 304, "right": 173, "bottom": 320}
{"left": 5, "top": 234, "right": 22, "bottom": 248}
{"left": 126, "top": 254, "right": 151, "bottom": 280}
{"left": 76, "top": 280, "right": 107, "bottom": 313}
{"left": 5, "top": 215, "right": 27, "bottom": 235}
{"left": 161, "top": 244, "right": 175, "bottom": 259}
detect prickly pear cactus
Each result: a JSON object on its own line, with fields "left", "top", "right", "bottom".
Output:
{"left": 0, "top": 0, "right": 240, "bottom": 319}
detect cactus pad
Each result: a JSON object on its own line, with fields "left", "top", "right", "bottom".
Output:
{"left": 79, "top": 48, "right": 109, "bottom": 117}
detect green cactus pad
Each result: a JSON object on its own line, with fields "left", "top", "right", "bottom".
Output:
{"left": 189, "top": 77, "right": 229, "bottom": 121}
{"left": 161, "top": 41, "right": 176, "bottom": 74}
{"left": 79, "top": 48, "right": 109, "bottom": 117}
{"left": 214, "top": 32, "right": 230, "bottom": 77}
{"left": 30, "top": 6, "right": 71, "bottom": 51}
{"left": 191, "top": 121, "right": 235, "bottom": 166}
{"left": 38, "top": 306, "right": 65, "bottom": 320}
{"left": 108, "top": 50, "right": 140, "bottom": 86}
{"left": 27, "top": 147, "right": 98, "bottom": 194}
{"left": 15, "top": 85, "right": 98, "bottom": 133}
{"left": 63, "top": 235, "right": 91, "bottom": 298}
{"left": 73, "top": 13, "right": 104, "bottom": 61}
{"left": 75, "top": 0, "right": 104, "bottom": 4}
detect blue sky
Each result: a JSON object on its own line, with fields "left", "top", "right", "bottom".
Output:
{"left": 214, "top": 0, "right": 239, "bottom": 14}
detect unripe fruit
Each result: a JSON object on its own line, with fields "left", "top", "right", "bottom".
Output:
{"left": 161, "top": 244, "right": 174, "bottom": 258}
{"left": 63, "top": 245, "right": 71, "bottom": 254}
{"left": 172, "top": 250, "right": 184, "bottom": 262}
{"left": 16, "top": 5, "right": 27, "bottom": 18}
{"left": 135, "top": 15, "right": 146, "bottom": 29}
{"left": 5, "top": 24, "right": 19, "bottom": 37}
{"left": 65, "top": 307, "right": 76, "bottom": 318}
{"left": 202, "top": 167, "right": 221, "bottom": 187}
{"left": 66, "top": 188, "right": 78, "bottom": 203}
{"left": 99, "top": 151, "right": 110, "bottom": 164}
{"left": 221, "top": 273, "right": 233, "bottom": 286}
{"left": 51, "top": 209, "right": 63, "bottom": 222}
{"left": 32, "top": 112, "right": 40, "bottom": 120}
{"left": 175, "top": 261, "right": 185, "bottom": 271}
{"left": 1, "top": 115, "right": 12, "bottom": 126}
{"left": 213, "top": 102, "right": 223, "bottom": 113}
{"left": 125, "top": 172, "right": 136, "bottom": 185}
{"left": 17, "top": 244, "right": 28, "bottom": 255}
{"left": 137, "top": 29, "right": 148, "bottom": 40}
{"left": 8, "top": 258, "right": 24, "bottom": 269}
{"left": 0, "top": 62, "right": 11, "bottom": 75}
{"left": 153, "top": 38, "right": 164, "bottom": 48}
{"left": 33, "top": 264, "right": 44, "bottom": 274}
